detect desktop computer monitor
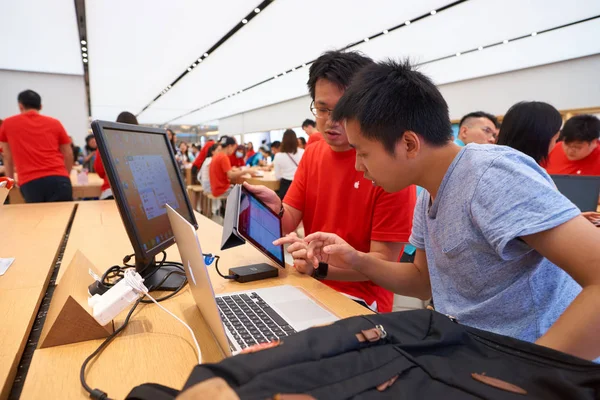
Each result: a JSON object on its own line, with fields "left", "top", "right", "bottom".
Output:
{"left": 91, "top": 120, "right": 197, "bottom": 289}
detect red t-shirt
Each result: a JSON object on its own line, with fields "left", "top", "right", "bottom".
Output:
{"left": 94, "top": 150, "right": 110, "bottom": 191}
{"left": 192, "top": 140, "right": 215, "bottom": 170}
{"left": 0, "top": 111, "right": 71, "bottom": 185}
{"left": 229, "top": 153, "right": 245, "bottom": 168}
{"left": 306, "top": 132, "right": 323, "bottom": 146}
{"left": 246, "top": 150, "right": 256, "bottom": 161}
{"left": 545, "top": 141, "right": 600, "bottom": 176}
{"left": 209, "top": 152, "right": 232, "bottom": 197}
{"left": 284, "top": 140, "right": 416, "bottom": 312}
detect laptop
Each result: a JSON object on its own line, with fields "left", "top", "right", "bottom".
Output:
{"left": 165, "top": 205, "right": 338, "bottom": 356}
{"left": 551, "top": 175, "right": 600, "bottom": 212}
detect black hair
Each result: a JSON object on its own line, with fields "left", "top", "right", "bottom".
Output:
{"left": 207, "top": 143, "right": 219, "bottom": 158}
{"left": 496, "top": 101, "right": 562, "bottom": 164}
{"left": 332, "top": 59, "right": 453, "bottom": 150}
{"left": 298, "top": 137, "right": 307, "bottom": 147}
{"left": 270, "top": 140, "right": 281, "bottom": 149}
{"left": 560, "top": 115, "right": 600, "bottom": 144}
{"left": 302, "top": 119, "right": 316, "bottom": 128}
{"left": 18, "top": 90, "right": 42, "bottom": 110}
{"left": 116, "top": 111, "right": 138, "bottom": 125}
{"left": 85, "top": 133, "right": 96, "bottom": 153}
{"left": 459, "top": 111, "right": 499, "bottom": 129}
{"left": 281, "top": 129, "right": 298, "bottom": 154}
{"left": 307, "top": 51, "right": 373, "bottom": 100}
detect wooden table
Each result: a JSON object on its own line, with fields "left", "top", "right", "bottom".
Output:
{"left": 0, "top": 202, "right": 75, "bottom": 400}
{"left": 244, "top": 170, "right": 280, "bottom": 191}
{"left": 20, "top": 201, "right": 369, "bottom": 399}
{"left": 8, "top": 170, "right": 104, "bottom": 204}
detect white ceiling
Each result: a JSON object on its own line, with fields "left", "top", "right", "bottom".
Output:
{"left": 0, "top": 0, "right": 83, "bottom": 75}
{"left": 141, "top": 0, "right": 600, "bottom": 125}
{"left": 2, "top": 0, "right": 599, "bottom": 125}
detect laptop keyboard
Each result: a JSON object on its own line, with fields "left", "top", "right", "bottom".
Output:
{"left": 216, "top": 292, "right": 297, "bottom": 349}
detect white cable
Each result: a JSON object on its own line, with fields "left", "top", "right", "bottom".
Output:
{"left": 123, "top": 270, "right": 202, "bottom": 364}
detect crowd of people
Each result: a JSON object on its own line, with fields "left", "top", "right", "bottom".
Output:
{"left": 2, "top": 49, "right": 600, "bottom": 360}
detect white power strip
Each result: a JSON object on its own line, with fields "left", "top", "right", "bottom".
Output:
{"left": 88, "top": 271, "right": 146, "bottom": 326}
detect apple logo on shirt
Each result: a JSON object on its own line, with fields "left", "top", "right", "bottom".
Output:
{"left": 354, "top": 181, "right": 360, "bottom": 189}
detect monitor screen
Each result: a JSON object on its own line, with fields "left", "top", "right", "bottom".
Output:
{"left": 96, "top": 123, "right": 196, "bottom": 257}
{"left": 238, "top": 186, "right": 284, "bottom": 267}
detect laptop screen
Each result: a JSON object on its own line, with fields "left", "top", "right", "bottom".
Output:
{"left": 238, "top": 186, "right": 284, "bottom": 266}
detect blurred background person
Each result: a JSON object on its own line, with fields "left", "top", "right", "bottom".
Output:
{"left": 274, "top": 129, "right": 304, "bottom": 199}
{"left": 82, "top": 133, "right": 97, "bottom": 172}
{"left": 0, "top": 90, "right": 73, "bottom": 203}
{"left": 456, "top": 111, "right": 499, "bottom": 146}
{"left": 302, "top": 118, "right": 323, "bottom": 146}
{"left": 297, "top": 137, "right": 307, "bottom": 149}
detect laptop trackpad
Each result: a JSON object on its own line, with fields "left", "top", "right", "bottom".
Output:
{"left": 275, "top": 299, "right": 332, "bottom": 322}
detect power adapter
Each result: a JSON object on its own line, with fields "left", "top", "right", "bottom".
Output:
{"left": 229, "top": 263, "right": 279, "bottom": 283}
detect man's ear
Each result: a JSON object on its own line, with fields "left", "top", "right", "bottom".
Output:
{"left": 458, "top": 126, "right": 468, "bottom": 140}
{"left": 400, "top": 131, "right": 420, "bottom": 159}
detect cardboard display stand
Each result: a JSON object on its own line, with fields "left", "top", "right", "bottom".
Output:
{"left": 38, "top": 251, "right": 114, "bottom": 348}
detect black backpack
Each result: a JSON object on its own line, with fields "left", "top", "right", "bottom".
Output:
{"left": 126, "top": 310, "right": 600, "bottom": 399}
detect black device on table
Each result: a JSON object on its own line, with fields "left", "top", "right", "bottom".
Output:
{"left": 221, "top": 184, "right": 283, "bottom": 280}
{"left": 91, "top": 120, "right": 198, "bottom": 290}
{"left": 551, "top": 174, "right": 600, "bottom": 213}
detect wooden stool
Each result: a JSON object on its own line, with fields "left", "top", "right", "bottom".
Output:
{"left": 204, "top": 193, "right": 227, "bottom": 218}
{"left": 187, "top": 185, "right": 203, "bottom": 212}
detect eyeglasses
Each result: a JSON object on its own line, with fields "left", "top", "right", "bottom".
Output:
{"left": 468, "top": 125, "right": 497, "bottom": 138}
{"left": 310, "top": 101, "right": 333, "bottom": 119}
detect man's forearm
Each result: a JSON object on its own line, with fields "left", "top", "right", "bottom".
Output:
{"left": 536, "top": 285, "right": 600, "bottom": 360}
{"left": 352, "top": 252, "right": 431, "bottom": 299}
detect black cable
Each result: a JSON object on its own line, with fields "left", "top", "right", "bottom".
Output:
{"left": 141, "top": 269, "right": 187, "bottom": 303}
{"left": 80, "top": 298, "right": 142, "bottom": 400}
{"left": 210, "top": 255, "right": 238, "bottom": 280}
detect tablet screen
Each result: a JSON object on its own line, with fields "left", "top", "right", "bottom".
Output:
{"left": 238, "top": 187, "right": 285, "bottom": 267}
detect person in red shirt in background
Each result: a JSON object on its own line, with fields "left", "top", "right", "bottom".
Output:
{"left": 245, "top": 142, "right": 256, "bottom": 161}
{"left": 95, "top": 111, "right": 139, "bottom": 200}
{"left": 244, "top": 51, "right": 416, "bottom": 313}
{"left": 302, "top": 118, "right": 323, "bottom": 146}
{"left": 210, "top": 136, "right": 259, "bottom": 198}
{"left": 191, "top": 139, "right": 216, "bottom": 181}
{"left": 0, "top": 90, "right": 73, "bottom": 203}
{"left": 229, "top": 144, "right": 246, "bottom": 168}
{"left": 546, "top": 115, "right": 600, "bottom": 176}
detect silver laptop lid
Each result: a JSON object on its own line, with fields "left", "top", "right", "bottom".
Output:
{"left": 165, "top": 204, "right": 231, "bottom": 356}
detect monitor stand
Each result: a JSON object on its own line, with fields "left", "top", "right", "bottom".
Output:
{"left": 138, "top": 257, "right": 187, "bottom": 292}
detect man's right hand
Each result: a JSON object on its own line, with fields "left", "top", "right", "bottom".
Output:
{"left": 304, "top": 232, "right": 361, "bottom": 270}
{"left": 242, "top": 181, "right": 280, "bottom": 214}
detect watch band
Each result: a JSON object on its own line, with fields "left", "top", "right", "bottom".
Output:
{"left": 278, "top": 203, "right": 285, "bottom": 218}
{"left": 312, "top": 262, "right": 328, "bottom": 280}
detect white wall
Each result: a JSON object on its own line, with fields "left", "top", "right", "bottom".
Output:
{"left": 0, "top": 69, "right": 89, "bottom": 146}
{"left": 218, "top": 54, "right": 600, "bottom": 135}
{"left": 441, "top": 54, "right": 600, "bottom": 120}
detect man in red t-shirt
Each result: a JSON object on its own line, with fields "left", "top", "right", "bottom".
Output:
{"left": 0, "top": 90, "right": 73, "bottom": 203}
{"left": 193, "top": 139, "right": 216, "bottom": 171}
{"left": 302, "top": 118, "right": 323, "bottom": 146}
{"left": 546, "top": 115, "right": 600, "bottom": 176}
{"left": 244, "top": 51, "right": 416, "bottom": 313}
{"left": 210, "top": 137, "right": 259, "bottom": 197}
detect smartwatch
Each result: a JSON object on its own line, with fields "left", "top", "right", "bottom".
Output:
{"left": 312, "top": 262, "right": 328, "bottom": 280}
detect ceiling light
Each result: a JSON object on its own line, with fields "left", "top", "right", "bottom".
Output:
{"left": 503, "top": 39, "right": 509, "bottom": 44}
{"left": 239, "top": 90, "right": 242, "bottom": 93}
{"left": 83, "top": 58, "right": 88, "bottom": 63}
{"left": 193, "top": 63, "right": 197, "bottom": 67}
{"left": 291, "top": 67, "right": 295, "bottom": 71}
{"left": 204, "top": 53, "right": 209, "bottom": 57}
{"left": 81, "top": 47, "right": 87, "bottom": 51}
{"left": 254, "top": 8, "right": 260, "bottom": 13}
{"left": 81, "top": 40, "right": 86, "bottom": 45}
{"left": 531, "top": 32, "right": 537, "bottom": 36}
{"left": 242, "top": 19, "right": 248, "bottom": 24}
{"left": 383, "top": 29, "right": 389, "bottom": 34}
{"left": 302, "top": 64, "right": 306, "bottom": 68}
{"left": 187, "top": 68, "right": 192, "bottom": 72}
{"left": 282, "top": 71, "right": 287, "bottom": 75}
{"left": 405, "top": 20, "right": 411, "bottom": 25}
{"left": 456, "top": 52, "right": 461, "bottom": 57}
{"left": 430, "top": 10, "right": 437, "bottom": 15}
{"left": 197, "top": 58, "right": 202, "bottom": 62}
{"left": 478, "top": 46, "right": 483, "bottom": 51}
{"left": 274, "top": 75, "right": 278, "bottom": 79}
{"left": 82, "top": 53, "right": 87, "bottom": 58}
{"left": 364, "top": 38, "right": 369, "bottom": 42}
